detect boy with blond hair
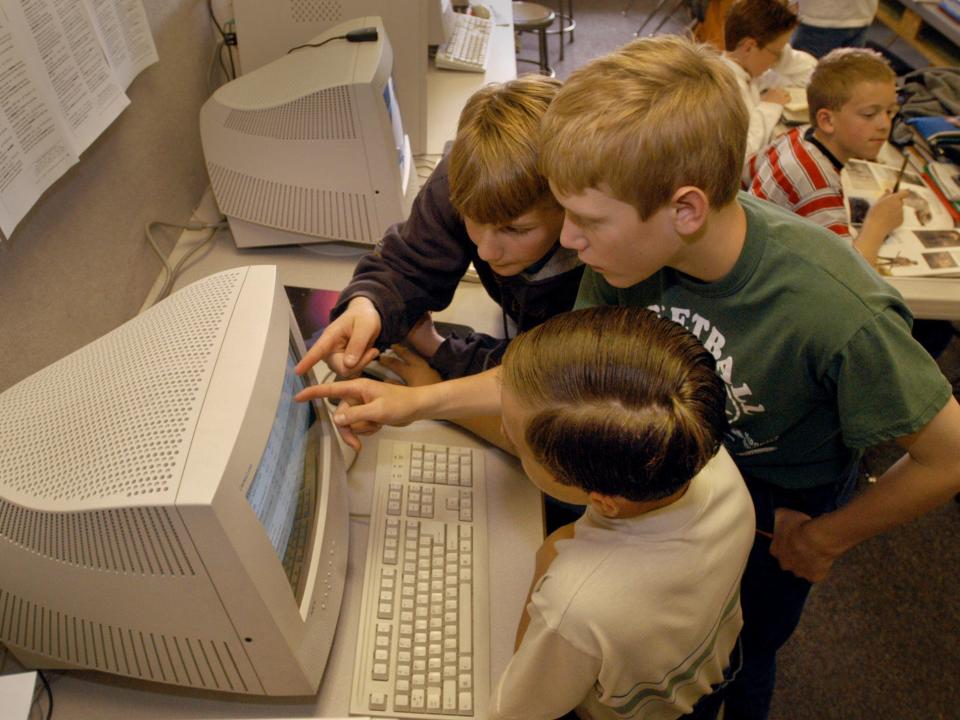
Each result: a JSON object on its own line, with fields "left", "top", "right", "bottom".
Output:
{"left": 297, "top": 35, "right": 960, "bottom": 720}
{"left": 721, "top": 0, "right": 816, "bottom": 158}
{"left": 746, "top": 48, "right": 907, "bottom": 265}
{"left": 490, "top": 306, "right": 754, "bottom": 720}
{"left": 306, "top": 75, "right": 582, "bottom": 383}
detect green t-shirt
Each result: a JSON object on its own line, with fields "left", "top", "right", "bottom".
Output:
{"left": 576, "top": 193, "right": 951, "bottom": 489}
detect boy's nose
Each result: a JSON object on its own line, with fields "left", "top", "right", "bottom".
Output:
{"left": 559, "top": 216, "right": 585, "bottom": 250}
{"left": 475, "top": 229, "right": 502, "bottom": 261}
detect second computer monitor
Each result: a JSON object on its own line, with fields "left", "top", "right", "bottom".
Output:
{"left": 233, "top": 0, "right": 440, "bottom": 156}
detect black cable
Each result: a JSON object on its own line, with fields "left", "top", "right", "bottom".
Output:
{"left": 287, "top": 35, "right": 348, "bottom": 54}
{"left": 207, "top": 0, "right": 235, "bottom": 79}
{"left": 37, "top": 670, "right": 53, "bottom": 720}
{"left": 216, "top": 41, "right": 229, "bottom": 81}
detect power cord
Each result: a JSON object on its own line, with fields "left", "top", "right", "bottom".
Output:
{"left": 207, "top": 0, "right": 236, "bottom": 80}
{"left": 36, "top": 670, "right": 53, "bottom": 720}
{"left": 287, "top": 27, "right": 379, "bottom": 54}
{"left": 145, "top": 219, "right": 228, "bottom": 304}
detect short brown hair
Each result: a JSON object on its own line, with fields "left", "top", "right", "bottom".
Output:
{"left": 501, "top": 306, "right": 728, "bottom": 502}
{"left": 448, "top": 75, "right": 562, "bottom": 224}
{"left": 807, "top": 48, "right": 896, "bottom": 125}
{"left": 540, "top": 35, "right": 748, "bottom": 220}
{"left": 724, "top": 0, "right": 798, "bottom": 51}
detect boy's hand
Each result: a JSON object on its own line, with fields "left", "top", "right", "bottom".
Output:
{"left": 761, "top": 87, "right": 791, "bottom": 105}
{"left": 294, "top": 377, "right": 426, "bottom": 450}
{"left": 380, "top": 344, "right": 443, "bottom": 387}
{"left": 863, "top": 190, "right": 909, "bottom": 236}
{"left": 405, "top": 314, "right": 446, "bottom": 359}
{"left": 769, "top": 508, "right": 838, "bottom": 582}
{"left": 295, "top": 296, "right": 382, "bottom": 378}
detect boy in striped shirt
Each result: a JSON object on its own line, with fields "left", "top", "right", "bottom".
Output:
{"left": 746, "top": 48, "right": 909, "bottom": 266}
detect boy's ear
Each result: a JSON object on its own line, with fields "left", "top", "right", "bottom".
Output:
{"left": 815, "top": 107, "right": 836, "bottom": 134}
{"left": 587, "top": 491, "right": 622, "bottom": 518}
{"left": 735, "top": 37, "right": 758, "bottom": 54}
{"left": 671, "top": 186, "right": 710, "bottom": 236}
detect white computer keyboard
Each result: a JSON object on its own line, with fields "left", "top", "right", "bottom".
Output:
{"left": 434, "top": 13, "right": 493, "bottom": 73}
{"left": 351, "top": 440, "right": 490, "bottom": 719}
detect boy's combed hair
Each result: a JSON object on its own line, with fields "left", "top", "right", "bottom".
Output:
{"left": 807, "top": 48, "right": 896, "bottom": 124}
{"left": 723, "top": 0, "right": 798, "bottom": 51}
{"left": 448, "top": 75, "right": 562, "bottom": 224}
{"left": 540, "top": 35, "right": 748, "bottom": 221}
{"left": 501, "top": 306, "right": 728, "bottom": 502}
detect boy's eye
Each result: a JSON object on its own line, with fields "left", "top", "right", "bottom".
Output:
{"left": 502, "top": 225, "right": 529, "bottom": 235}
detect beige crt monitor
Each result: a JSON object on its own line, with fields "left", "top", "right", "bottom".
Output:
{"left": 0, "top": 266, "right": 349, "bottom": 696}
{"left": 233, "top": 0, "right": 439, "bottom": 156}
{"left": 200, "top": 16, "right": 415, "bottom": 248}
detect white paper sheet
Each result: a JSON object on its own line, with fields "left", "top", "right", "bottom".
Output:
{"left": 84, "top": 0, "right": 158, "bottom": 89}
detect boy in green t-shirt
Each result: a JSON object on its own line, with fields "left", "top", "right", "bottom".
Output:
{"left": 297, "top": 36, "right": 960, "bottom": 720}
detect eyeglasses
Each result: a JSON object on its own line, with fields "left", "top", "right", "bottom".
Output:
{"left": 760, "top": 43, "right": 784, "bottom": 61}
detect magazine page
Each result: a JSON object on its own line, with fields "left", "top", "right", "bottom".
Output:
{"left": 83, "top": 0, "right": 158, "bottom": 89}
{"left": 0, "top": 4, "right": 77, "bottom": 237}
{"left": 842, "top": 158, "right": 954, "bottom": 231}
{"left": 877, "top": 227, "right": 960, "bottom": 277}
{"left": 5, "top": 0, "right": 130, "bottom": 154}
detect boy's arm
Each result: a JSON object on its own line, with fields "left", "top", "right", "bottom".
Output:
{"left": 295, "top": 368, "right": 503, "bottom": 449}
{"left": 771, "top": 396, "right": 960, "bottom": 582}
{"left": 514, "top": 523, "right": 576, "bottom": 650}
{"left": 854, "top": 191, "right": 909, "bottom": 266}
{"left": 491, "top": 608, "right": 599, "bottom": 720}
{"left": 336, "top": 158, "right": 472, "bottom": 345}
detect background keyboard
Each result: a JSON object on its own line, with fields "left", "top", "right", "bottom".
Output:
{"left": 351, "top": 440, "right": 490, "bottom": 718}
{"left": 434, "top": 13, "right": 493, "bottom": 72}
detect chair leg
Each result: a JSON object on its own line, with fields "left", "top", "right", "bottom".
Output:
{"left": 633, "top": 0, "right": 673, "bottom": 36}
{"left": 539, "top": 28, "right": 550, "bottom": 75}
{"left": 649, "top": 0, "right": 688, "bottom": 35}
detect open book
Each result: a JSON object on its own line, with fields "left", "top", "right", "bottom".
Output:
{"left": 842, "top": 158, "right": 960, "bottom": 277}
{"left": 781, "top": 86, "right": 808, "bottom": 126}
{"left": 0, "top": 0, "right": 158, "bottom": 238}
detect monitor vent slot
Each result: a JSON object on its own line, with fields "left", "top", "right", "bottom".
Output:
{"left": 208, "top": 162, "right": 375, "bottom": 244}
{"left": 223, "top": 87, "right": 356, "bottom": 141}
{"left": 0, "top": 503, "right": 195, "bottom": 575}
{"left": 289, "top": 0, "right": 342, "bottom": 23}
{"left": 0, "top": 590, "right": 250, "bottom": 692}
{"left": 0, "top": 269, "right": 242, "bottom": 506}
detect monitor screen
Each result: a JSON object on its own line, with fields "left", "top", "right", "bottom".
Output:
{"left": 245, "top": 348, "right": 319, "bottom": 601}
{"left": 383, "top": 76, "right": 405, "bottom": 169}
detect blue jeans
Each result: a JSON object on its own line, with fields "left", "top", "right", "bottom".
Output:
{"left": 720, "top": 469, "right": 859, "bottom": 720}
{"left": 792, "top": 24, "right": 869, "bottom": 58}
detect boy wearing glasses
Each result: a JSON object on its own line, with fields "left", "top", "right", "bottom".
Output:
{"left": 721, "top": 0, "right": 816, "bottom": 158}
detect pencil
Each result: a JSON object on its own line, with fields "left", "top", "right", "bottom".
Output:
{"left": 892, "top": 154, "right": 910, "bottom": 192}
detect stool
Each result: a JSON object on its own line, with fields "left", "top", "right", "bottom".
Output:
{"left": 544, "top": 0, "right": 575, "bottom": 61}
{"left": 512, "top": 1, "right": 556, "bottom": 77}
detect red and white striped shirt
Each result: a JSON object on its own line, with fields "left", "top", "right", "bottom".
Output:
{"left": 746, "top": 126, "right": 851, "bottom": 239}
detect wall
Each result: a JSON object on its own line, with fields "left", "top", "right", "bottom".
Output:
{"left": 0, "top": 0, "right": 217, "bottom": 392}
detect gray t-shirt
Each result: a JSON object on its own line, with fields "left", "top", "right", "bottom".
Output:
{"left": 577, "top": 193, "right": 951, "bottom": 489}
